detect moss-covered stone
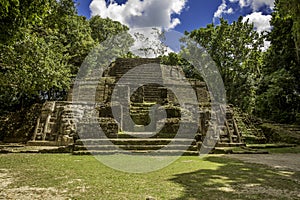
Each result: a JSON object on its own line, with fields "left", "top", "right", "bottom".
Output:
{"left": 260, "top": 123, "right": 300, "bottom": 144}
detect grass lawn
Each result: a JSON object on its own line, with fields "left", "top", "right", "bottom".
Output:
{"left": 0, "top": 154, "right": 299, "bottom": 200}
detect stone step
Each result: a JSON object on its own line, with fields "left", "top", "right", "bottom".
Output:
{"left": 116, "top": 72, "right": 161, "bottom": 76}
{"left": 72, "top": 150, "right": 199, "bottom": 156}
{"left": 114, "top": 75, "right": 162, "bottom": 82}
{"left": 74, "top": 144, "right": 198, "bottom": 151}
{"left": 130, "top": 110, "right": 151, "bottom": 114}
{"left": 75, "top": 138, "right": 196, "bottom": 146}
{"left": 116, "top": 67, "right": 160, "bottom": 72}
{"left": 117, "top": 132, "right": 195, "bottom": 139}
{"left": 247, "top": 144, "right": 297, "bottom": 149}
{"left": 129, "top": 107, "right": 158, "bottom": 111}
{"left": 27, "top": 141, "right": 60, "bottom": 146}
{"left": 76, "top": 133, "right": 111, "bottom": 139}
{"left": 219, "top": 138, "right": 230, "bottom": 143}
{"left": 143, "top": 90, "right": 161, "bottom": 94}
{"left": 143, "top": 98, "right": 161, "bottom": 102}
{"left": 215, "top": 142, "right": 246, "bottom": 147}
{"left": 130, "top": 105, "right": 154, "bottom": 109}
{"left": 115, "top": 76, "right": 163, "bottom": 81}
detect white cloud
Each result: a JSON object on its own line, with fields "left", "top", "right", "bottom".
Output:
{"left": 251, "top": 0, "right": 275, "bottom": 11}
{"left": 214, "top": 0, "right": 227, "bottom": 19}
{"left": 243, "top": 12, "right": 272, "bottom": 33}
{"left": 262, "top": 40, "right": 271, "bottom": 51}
{"left": 129, "top": 28, "right": 173, "bottom": 58}
{"left": 243, "top": 12, "right": 272, "bottom": 50}
{"left": 227, "top": 8, "right": 234, "bottom": 14}
{"left": 228, "top": 0, "right": 275, "bottom": 11}
{"left": 89, "top": 0, "right": 188, "bottom": 29}
{"left": 213, "top": 0, "right": 235, "bottom": 21}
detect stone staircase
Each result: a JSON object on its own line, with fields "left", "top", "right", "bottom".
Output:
{"left": 73, "top": 102, "right": 199, "bottom": 156}
{"left": 71, "top": 59, "right": 198, "bottom": 156}
{"left": 72, "top": 105, "right": 243, "bottom": 156}
{"left": 232, "top": 107, "right": 266, "bottom": 144}
{"left": 72, "top": 137, "right": 198, "bottom": 156}
{"left": 218, "top": 107, "right": 242, "bottom": 145}
{"left": 28, "top": 58, "right": 246, "bottom": 156}
{"left": 110, "top": 58, "right": 162, "bottom": 81}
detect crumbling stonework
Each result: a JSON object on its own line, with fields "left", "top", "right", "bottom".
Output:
{"left": 28, "top": 58, "right": 243, "bottom": 153}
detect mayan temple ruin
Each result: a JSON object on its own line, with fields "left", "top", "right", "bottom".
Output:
{"left": 27, "top": 58, "right": 244, "bottom": 155}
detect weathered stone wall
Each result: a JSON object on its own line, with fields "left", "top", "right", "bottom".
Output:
{"left": 26, "top": 58, "right": 242, "bottom": 146}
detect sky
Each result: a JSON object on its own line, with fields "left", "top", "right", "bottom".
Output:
{"left": 75, "top": 0, "right": 275, "bottom": 34}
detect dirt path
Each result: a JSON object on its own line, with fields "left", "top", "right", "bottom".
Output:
{"left": 224, "top": 153, "right": 300, "bottom": 172}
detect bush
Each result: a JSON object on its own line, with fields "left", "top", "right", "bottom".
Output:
{"left": 0, "top": 104, "right": 42, "bottom": 143}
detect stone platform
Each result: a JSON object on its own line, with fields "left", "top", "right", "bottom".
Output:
{"left": 27, "top": 58, "right": 244, "bottom": 155}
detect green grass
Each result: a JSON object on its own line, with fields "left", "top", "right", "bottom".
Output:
{"left": 267, "top": 146, "right": 300, "bottom": 153}
{"left": 0, "top": 154, "right": 299, "bottom": 199}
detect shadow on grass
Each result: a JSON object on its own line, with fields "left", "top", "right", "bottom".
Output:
{"left": 170, "top": 156, "right": 300, "bottom": 200}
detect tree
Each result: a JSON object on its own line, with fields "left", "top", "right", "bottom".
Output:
{"left": 0, "top": 32, "right": 71, "bottom": 111}
{"left": 277, "top": 0, "right": 300, "bottom": 63}
{"left": 89, "top": 16, "right": 129, "bottom": 43}
{"left": 42, "top": 0, "right": 95, "bottom": 76}
{"left": 187, "top": 17, "right": 264, "bottom": 112}
{"left": 0, "top": 0, "right": 52, "bottom": 44}
{"left": 255, "top": 0, "right": 300, "bottom": 123}
{"left": 0, "top": 0, "right": 136, "bottom": 114}
{"left": 0, "top": 0, "right": 84, "bottom": 111}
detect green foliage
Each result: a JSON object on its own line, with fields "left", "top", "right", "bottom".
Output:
{"left": 42, "top": 0, "right": 96, "bottom": 76}
{"left": 188, "top": 17, "right": 264, "bottom": 113}
{"left": 0, "top": 104, "right": 42, "bottom": 141}
{"left": 160, "top": 52, "right": 188, "bottom": 66}
{"left": 275, "top": 0, "right": 300, "bottom": 63}
{"left": 255, "top": 0, "right": 300, "bottom": 123}
{"left": 0, "top": 32, "right": 71, "bottom": 110}
{"left": 160, "top": 52, "right": 203, "bottom": 80}
{"left": 89, "top": 16, "right": 129, "bottom": 43}
{"left": 0, "top": 0, "right": 298, "bottom": 126}
{"left": 256, "top": 69, "right": 299, "bottom": 122}
{"left": 0, "top": 0, "right": 52, "bottom": 44}
{"left": 0, "top": 0, "right": 132, "bottom": 113}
